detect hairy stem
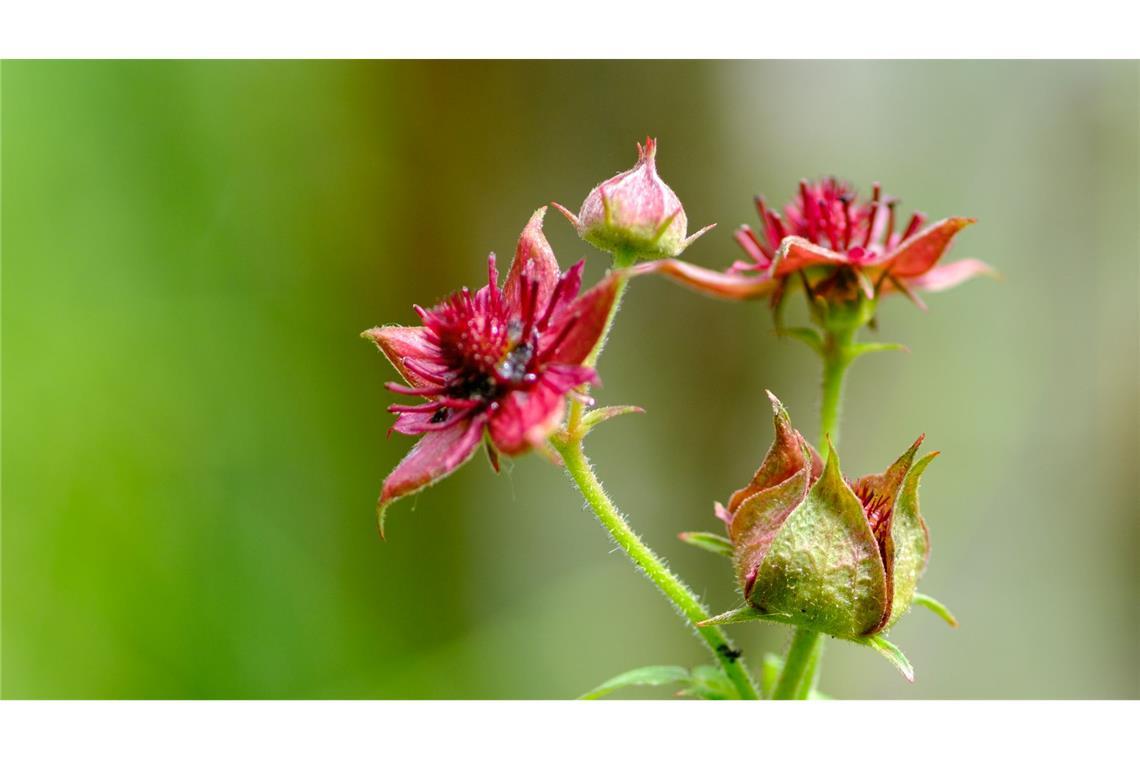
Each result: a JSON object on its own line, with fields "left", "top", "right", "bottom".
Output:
{"left": 771, "top": 626, "right": 825, "bottom": 699}
{"left": 556, "top": 437, "right": 760, "bottom": 700}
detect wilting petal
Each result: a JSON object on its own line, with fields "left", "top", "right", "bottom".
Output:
{"left": 879, "top": 217, "right": 975, "bottom": 278}
{"left": 633, "top": 258, "right": 778, "bottom": 301}
{"left": 363, "top": 326, "right": 446, "bottom": 387}
{"left": 541, "top": 272, "right": 621, "bottom": 365}
{"left": 504, "top": 206, "right": 562, "bottom": 315}
{"left": 727, "top": 391, "right": 815, "bottom": 515}
{"left": 378, "top": 414, "right": 486, "bottom": 537}
{"left": 770, "top": 236, "right": 850, "bottom": 277}
{"left": 904, "top": 258, "right": 996, "bottom": 293}
{"left": 850, "top": 435, "right": 923, "bottom": 634}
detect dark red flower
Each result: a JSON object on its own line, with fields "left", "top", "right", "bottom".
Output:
{"left": 364, "top": 207, "right": 620, "bottom": 535}
{"left": 638, "top": 178, "right": 991, "bottom": 309}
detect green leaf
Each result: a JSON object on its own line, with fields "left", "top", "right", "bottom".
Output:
{"left": 777, "top": 326, "right": 824, "bottom": 356}
{"left": 861, "top": 635, "right": 914, "bottom": 682}
{"left": 678, "top": 664, "right": 737, "bottom": 700}
{"left": 677, "top": 531, "right": 733, "bottom": 558}
{"left": 698, "top": 605, "right": 793, "bottom": 627}
{"left": 849, "top": 341, "right": 909, "bottom": 358}
{"left": 579, "top": 665, "right": 691, "bottom": 700}
{"left": 913, "top": 592, "right": 959, "bottom": 628}
{"left": 579, "top": 405, "right": 644, "bottom": 435}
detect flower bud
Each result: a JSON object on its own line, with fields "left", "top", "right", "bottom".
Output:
{"left": 554, "top": 137, "right": 714, "bottom": 264}
{"left": 719, "top": 392, "right": 938, "bottom": 639}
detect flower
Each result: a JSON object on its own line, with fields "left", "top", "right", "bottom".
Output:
{"left": 637, "top": 177, "right": 992, "bottom": 311}
{"left": 554, "top": 137, "right": 714, "bottom": 264}
{"left": 363, "top": 207, "right": 620, "bottom": 536}
{"left": 714, "top": 392, "right": 937, "bottom": 640}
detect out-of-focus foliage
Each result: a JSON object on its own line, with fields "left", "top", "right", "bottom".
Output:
{"left": 2, "top": 61, "right": 1137, "bottom": 698}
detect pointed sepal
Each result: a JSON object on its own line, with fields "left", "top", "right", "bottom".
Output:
{"left": 677, "top": 531, "right": 734, "bottom": 558}
{"left": 697, "top": 605, "right": 794, "bottom": 628}
{"left": 860, "top": 635, "right": 915, "bottom": 682}
{"left": 913, "top": 592, "right": 959, "bottom": 628}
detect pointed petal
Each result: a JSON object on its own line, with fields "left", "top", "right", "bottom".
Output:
{"left": 727, "top": 391, "right": 814, "bottom": 514}
{"left": 886, "top": 451, "right": 939, "bottom": 628}
{"left": 504, "top": 207, "right": 562, "bottom": 314}
{"left": 751, "top": 440, "right": 889, "bottom": 638}
{"left": 377, "top": 415, "right": 486, "bottom": 538}
{"left": 905, "top": 258, "right": 998, "bottom": 293}
{"left": 632, "top": 258, "right": 778, "bottom": 301}
{"left": 881, "top": 217, "right": 975, "bottom": 278}
{"left": 541, "top": 273, "right": 621, "bottom": 365}
{"left": 851, "top": 436, "right": 924, "bottom": 634}
{"left": 363, "top": 326, "right": 444, "bottom": 387}
{"left": 771, "top": 236, "right": 849, "bottom": 277}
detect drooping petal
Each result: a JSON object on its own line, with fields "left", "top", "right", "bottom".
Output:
{"left": 878, "top": 217, "right": 975, "bottom": 278}
{"left": 886, "top": 451, "right": 939, "bottom": 628}
{"left": 770, "top": 236, "right": 850, "bottom": 277}
{"left": 903, "top": 258, "right": 997, "bottom": 293}
{"left": 750, "top": 441, "right": 889, "bottom": 638}
{"left": 727, "top": 391, "right": 814, "bottom": 514}
{"left": 632, "top": 258, "right": 778, "bottom": 301}
{"left": 850, "top": 435, "right": 924, "bottom": 634}
{"left": 362, "top": 326, "right": 446, "bottom": 387}
{"left": 504, "top": 206, "right": 562, "bottom": 315}
{"left": 377, "top": 414, "right": 486, "bottom": 538}
{"left": 486, "top": 366, "right": 593, "bottom": 455}
{"left": 541, "top": 272, "right": 622, "bottom": 365}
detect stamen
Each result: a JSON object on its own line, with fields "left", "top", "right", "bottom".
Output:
{"left": 900, "top": 212, "right": 926, "bottom": 242}
{"left": 885, "top": 200, "right": 898, "bottom": 250}
{"left": 841, "top": 196, "right": 853, "bottom": 251}
{"left": 385, "top": 381, "right": 449, "bottom": 397}
{"left": 538, "top": 272, "right": 569, "bottom": 332}
{"left": 734, "top": 226, "right": 771, "bottom": 266}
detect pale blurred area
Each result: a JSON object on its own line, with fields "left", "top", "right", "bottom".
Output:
{"left": 3, "top": 61, "right": 1137, "bottom": 698}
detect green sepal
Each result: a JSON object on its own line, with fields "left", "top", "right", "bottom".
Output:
{"left": 913, "top": 592, "right": 959, "bottom": 628}
{"left": 750, "top": 441, "right": 889, "bottom": 638}
{"left": 849, "top": 341, "right": 909, "bottom": 359}
{"left": 860, "top": 635, "right": 914, "bottom": 682}
{"left": 698, "top": 605, "right": 794, "bottom": 627}
{"left": 677, "top": 531, "right": 733, "bottom": 558}
{"left": 677, "top": 664, "right": 737, "bottom": 700}
{"left": 579, "top": 665, "right": 690, "bottom": 700}
{"left": 777, "top": 326, "right": 824, "bottom": 356}
{"left": 886, "top": 451, "right": 938, "bottom": 627}
{"left": 579, "top": 405, "right": 645, "bottom": 436}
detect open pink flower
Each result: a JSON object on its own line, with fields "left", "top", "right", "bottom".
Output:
{"left": 364, "top": 207, "right": 620, "bottom": 535}
{"left": 638, "top": 178, "right": 991, "bottom": 309}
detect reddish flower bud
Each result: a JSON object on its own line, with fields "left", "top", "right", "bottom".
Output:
{"left": 363, "top": 207, "right": 620, "bottom": 536}
{"left": 555, "top": 137, "right": 714, "bottom": 264}
{"left": 711, "top": 393, "right": 940, "bottom": 641}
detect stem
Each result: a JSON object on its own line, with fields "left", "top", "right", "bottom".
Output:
{"left": 771, "top": 627, "right": 825, "bottom": 700}
{"left": 773, "top": 324, "right": 857, "bottom": 699}
{"left": 557, "top": 437, "right": 760, "bottom": 700}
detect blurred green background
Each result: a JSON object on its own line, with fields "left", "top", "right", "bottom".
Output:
{"left": 2, "top": 61, "right": 1137, "bottom": 699}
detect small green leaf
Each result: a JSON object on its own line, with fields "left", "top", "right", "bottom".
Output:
{"left": 678, "top": 664, "right": 737, "bottom": 700}
{"left": 777, "top": 326, "right": 824, "bottom": 356}
{"left": 579, "top": 665, "right": 691, "bottom": 700}
{"left": 677, "top": 531, "right": 733, "bottom": 558}
{"left": 861, "top": 635, "right": 914, "bottom": 682}
{"left": 849, "top": 341, "right": 909, "bottom": 358}
{"left": 698, "top": 606, "right": 793, "bottom": 627}
{"left": 580, "top": 405, "right": 644, "bottom": 435}
{"left": 913, "top": 592, "right": 959, "bottom": 628}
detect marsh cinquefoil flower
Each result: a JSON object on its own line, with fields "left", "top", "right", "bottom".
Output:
{"left": 554, "top": 137, "right": 714, "bottom": 264}
{"left": 639, "top": 177, "right": 991, "bottom": 311}
{"left": 690, "top": 393, "right": 952, "bottom": 678}
{"left": 363, "top": 207, "right": 620, "bottom": 535}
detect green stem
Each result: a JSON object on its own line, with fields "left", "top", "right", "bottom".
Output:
{"left": 771, "top": 627, "right": 825, "bottom": 700}
{"left": 773, "top": 324, "right": 858, "bottom": 699}
{"left": 556, "top": 437, "right": 760, "bottom": 700}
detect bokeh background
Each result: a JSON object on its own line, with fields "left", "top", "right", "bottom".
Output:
{"left": 3, "top": 61, "right": 1137, "bottom": 699}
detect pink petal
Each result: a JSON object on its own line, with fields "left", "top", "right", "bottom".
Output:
{"left": 378, "top": 415, "right": 486, "bottom": 538}
{"left": 487, "top": 372, "right": 575, "bottom": 455}
{"left": 880, "top": 217, "right": 975, "bottom": 278}
{"left": 905, "top": 258, "right": 997, "bottom": 293}
{"left": 504, "top": 207, "right": 562, "bottom": 316}
{"left": 632, "top": 258, "right": 778, "bottom": 301}
{"left": 770, "top": 236, "right": 849, "bottom": 277}
{"left": 363, "top": 326, "right": 445, "bottom": 387}
{"left": 541, "top": 272, "right": 621, "bottom": 365}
